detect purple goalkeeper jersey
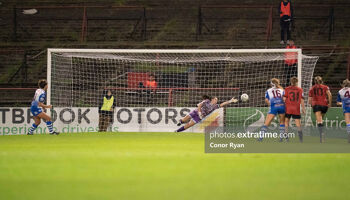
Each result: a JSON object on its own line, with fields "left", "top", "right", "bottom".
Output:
{"left": 199, "top": 100, "right": 220, "bottom": 117}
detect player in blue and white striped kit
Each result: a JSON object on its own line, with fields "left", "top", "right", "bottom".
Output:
{"left": 27, "top": 79, "right": 59, "bottom": 135}
{"left": 259, "top": 78, "right": 286, "bottom": 141}
{"left": 336, "top": 79, "right": 350, "bottom": 143}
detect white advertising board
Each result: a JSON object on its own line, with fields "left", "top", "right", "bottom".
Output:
{"left": 0, "top": 107, "right": 223, "bottom": 135}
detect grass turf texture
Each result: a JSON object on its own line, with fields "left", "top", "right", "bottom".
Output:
{"left": 0, "top": 132, "right": 349, "bottom": 200}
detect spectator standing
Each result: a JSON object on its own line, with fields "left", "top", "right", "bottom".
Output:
{"left": 284, "top": 40, "right": 298, "bottom": 86}
{"left": 98, "top": 89, "right": 116, "bottom": 132}
{"left": 145, "top": 74, "right": 157, "bottom": 89}
{"left": 279, "top": 0, "right": 294, "bottom": 44}
{"left": 138, "top": 74, "right": 158, "bottom": 104}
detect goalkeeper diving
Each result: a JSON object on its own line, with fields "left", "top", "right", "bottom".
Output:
{"left": 175, "top": 95, "right": 238, "bottom": 132}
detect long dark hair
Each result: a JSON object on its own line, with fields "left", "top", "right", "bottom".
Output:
{"left": 38, "top": 79, "right": 47, "bottom": 89}
{"left": 202, "top": 95, "right": 211, "bottom": 100}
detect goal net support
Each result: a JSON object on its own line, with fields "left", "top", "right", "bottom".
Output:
{"left": 48, "top": 49, "right": 318, "bottom": 133}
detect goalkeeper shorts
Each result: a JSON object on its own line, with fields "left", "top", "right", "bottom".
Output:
{"left": 189, "top": 110, "right": 201, "bottom": 123}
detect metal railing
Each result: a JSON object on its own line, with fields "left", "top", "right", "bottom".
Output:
{"left": 196, "top": 4, "right": 350, "bottom": 42}
{"left": 13, "top": 5, "right": 147, "bottom": 42}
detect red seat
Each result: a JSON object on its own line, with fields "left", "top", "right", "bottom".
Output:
{"left": 127, "top": 72, "right": 149, "bottom": 88}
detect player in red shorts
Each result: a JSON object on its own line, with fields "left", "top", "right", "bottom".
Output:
{"left": 308, "top": 76, "right": 332, "bottom": 143}
{"left": 284, "top": 77, "right": 305, "bottom": 142}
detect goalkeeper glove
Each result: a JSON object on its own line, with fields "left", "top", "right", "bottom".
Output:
{"left": 229, "top": 97, "right": 238, "bottom": 103}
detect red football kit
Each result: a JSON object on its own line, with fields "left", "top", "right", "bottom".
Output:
{"left": 308, "top": 84, "right": 330, "bottom": 106}
{"left": 284, "top": 86, "right": 304, "bottom": 115}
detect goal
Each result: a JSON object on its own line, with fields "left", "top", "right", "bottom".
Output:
{"left": 47, "top": 49, "right": 318, "bottom": 133}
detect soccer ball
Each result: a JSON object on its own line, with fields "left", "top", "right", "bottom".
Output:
{"left": 241, "top": 93, "right": 249, "bottom": 102}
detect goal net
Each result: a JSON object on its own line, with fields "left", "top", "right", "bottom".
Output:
{"left": 48, "top": 49, "right": 318, "bottom": 133}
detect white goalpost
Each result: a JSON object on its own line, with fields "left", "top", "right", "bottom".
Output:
{"left": 47, "top": 49, "right": 318, "bottom": 133}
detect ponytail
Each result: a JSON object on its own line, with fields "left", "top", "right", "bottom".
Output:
{"left": 314, "top": 76, "right": 323, "bottom": 85}
{"left": 341, "top": 79, "right": 350, "bottom": 88}
{"left": 271, "top": 78, "right": 283, "bottom": 89}
{"left": 290, "top": 77, "right": 298, "bottom": 86}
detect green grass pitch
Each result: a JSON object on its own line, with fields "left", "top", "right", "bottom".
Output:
{"left": 0, "top": 132, "right": 349, "bottom": 200}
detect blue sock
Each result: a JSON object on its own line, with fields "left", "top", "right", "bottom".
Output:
{"left": 28, "top": 124, "right": 38, "bottom": 135}
{"left": 259, "top": 125, "right": 267, "bottom": 140}
{"left": 279, "top": 124, "right": 285, "bottom": 139}
{"left": 46, "top": 121, "right": 53, "bottom": 134}
{"left": 176, "top": 126, "right": 185, "bottom": 132}
{"left": 347, "top": 124, "right": 350, "bottom": 134}
{"left": 347, "top": 124, "right": 350, "bottom": 143}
